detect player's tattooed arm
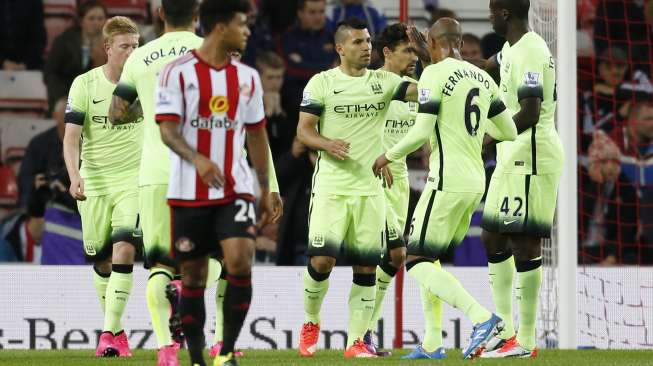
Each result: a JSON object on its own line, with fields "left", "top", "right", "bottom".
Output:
{"left": 159, "top": 121, "right": 225, "bottom": 188}
{"left": 108, "top": 95, "right": 142, "bottom": 125}
{"left": 297, "top": 112, "right": 350, "bottom": 160}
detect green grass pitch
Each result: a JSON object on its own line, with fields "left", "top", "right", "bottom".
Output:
{"left": 1, "top": 349, "right": 652, "bottom": 366}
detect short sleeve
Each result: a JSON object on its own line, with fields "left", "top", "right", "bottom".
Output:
{"left": 487, "top": 76, "right": 507, "bottom": 119}
{"left": 65, "top": 76, "right": 87, "bottom": 125}
{"left": 383, "top": 71, "right": 410, "bottom": 102}
{"left": 154, "top": 64, "right": 184, "bottom": 124}
{"left": 243, "top": 71, "right": 266, "bottom": 130}
{"left": 114, "top": 56, "right": 138, "bottom": 103}
{"left": 512, "top": 47, "right": 546, "bottom": 101}
{"left": 416, "top": 67, "right": 442, "bottom": 116}
{"left": 299, "top": 73, "right": 326, "bottom": 116}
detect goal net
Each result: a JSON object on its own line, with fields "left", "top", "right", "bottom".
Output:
{"left": 575, "top": 0, "right": 653, "bottom": 349}
{"left": 394, "top": 0, "right": 653, "bottom": 351}
{"left": 534, "top": 0, "right": 653, "bottom": 349}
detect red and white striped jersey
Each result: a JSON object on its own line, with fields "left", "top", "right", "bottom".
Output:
{"left": 154, "top": 50, "right": 266, "bottom": 206}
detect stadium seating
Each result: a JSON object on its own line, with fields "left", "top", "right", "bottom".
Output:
{"left": 0, "top": 71, "right": 48, "bottom": 116}
{"left": 0, "top": 117, "right": 55, "bottom": 162}
{"left": 103, "top": 0, "right": 149, "bottom": 22}
{"left": 43, "top": 0, "right": 76, "bottom": 16}
{"left": 43, "top": 0, "right": 76, "bottom": 56}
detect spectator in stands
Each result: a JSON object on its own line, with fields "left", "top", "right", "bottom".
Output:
{"left": 44, "top": 0, "right": 107, "bottom": 114}
{"left": 611, "top": 99, "right": 653, "bottom": 263}
{"left": 278, "top": 0, "right": 335, "bottom": 121}
{"left": 16, "top": 96, "right": 81, "bottom": 264}
{"left": 3, "top": 148, "right": 24, "bottom": 177}
{"left": 579, "top": 130, "right": 638, "bottom": 265}
{"left": 259, "top": 0, "right": 300, "bottom": 36}
{"left": 257, "top": 52, "right": 295, "bottom": 160}
{"left": 17, "top": 97, "right": 68, "bottom": 209}
{"left": 430, "top": 7, "right": 457, "bottom": 24}
{"left": 594, "top": 0, "right": 653, "bottom": 76}
{"left": 423, "top": 0, "right": 439, "bottom": 13}
{"left": 0, "top": 165, "right": 45, "bottom": 263}
{"left": 0, "top": 0, "right": 46, "bottom": 70}
{"left": 480, "top": 32, "right": 505, "bottom": 59}
{"left": 580, "top": 47, "right": 630, "bottom": 151}
{"left": 577, "top": 0, "right": 596, "bottom": 57}
{"left": 330, "top": 0, "right": 386, "bottom": 36}
{"left": 275, "top": 138, "right": 315, "bottom": 265}
{"left": 241, "top": 0, "right": 275, "bottom": 67}
{"left": 461, "top": 33, "right": 482, "bottom": 61}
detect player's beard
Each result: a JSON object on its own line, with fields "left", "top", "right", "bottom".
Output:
{"left": 357, "top": 55, "right": 371, "bottom": 69}
{"left": 402, "top": 64, "right": 416, "bottom": 77}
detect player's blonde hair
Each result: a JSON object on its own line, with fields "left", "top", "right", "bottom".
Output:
{"left": 102, "top": 16, "right": 139, "bottom": 44}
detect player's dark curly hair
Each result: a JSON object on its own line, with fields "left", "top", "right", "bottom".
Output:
{"left": 162, "top": 0, "right": 197, "bottom": 28}
{"left": 199, "top": 0, "right": 251, "bottom": 35}
{"left": 376, "top": 23, "right": 409, "bottom": 62}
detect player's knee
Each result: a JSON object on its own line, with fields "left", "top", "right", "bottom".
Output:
{"left": 310, "top": 256, "right": 336, "bottom": 273}
{"left": 481, "top": 230, "right": 510, "bottom": 255}
{"left": 390, "top": 247, "right": 406, "bottom": 268}
{"left": 112, "top": 241, "right": 136, "bottom": 264}
{"left": 150, "top": 262, "right": 176, "bottom": 275}
{"left": 512, "top": 240, "right": 542, "bottom": 262}
{"left": 224, "top": 255, "right": 252, "bottom": 276}
{"left": 94, "top": 259, "right": 111, "bottom": 275}
{"left": 180, "top": 257, "right": 209, "bottom": 287}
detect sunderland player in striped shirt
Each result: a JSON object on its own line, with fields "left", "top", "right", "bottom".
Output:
{"left": 154, "top": 1, "right": 273, "bottom": 365}
{"left": 296, "top": 18, "right": 420, "bottom": 358}
{"left": 373, "top": 18, "right": 518, "bottom": 359}
{"left": 109, "top": 2, "right": 280, "bottom": 363}
{"left": 480, "top": 0, "right": 563, "bottom": 358}
{"left": 108, "top": 2, "right": 211, "bottom": 364}
{"left": 62, "top": 16, "right": 141, "bottom": 358}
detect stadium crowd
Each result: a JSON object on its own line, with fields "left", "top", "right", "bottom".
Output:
{"left": 0, "top": 0, "right": 650, "bottom": 266}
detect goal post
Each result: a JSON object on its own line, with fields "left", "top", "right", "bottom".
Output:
{"left": 554, "top": 0, "right": 578, "bottom": 350}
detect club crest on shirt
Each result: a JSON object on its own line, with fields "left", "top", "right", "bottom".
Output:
{"left": 175, "top": 237, "right": 194, "bottom": 252}
{"left": 84, "top": 242, "right": 97, "bottom": 256}
{"left": 418, "top": 88, "right": 431, "bottom": 104}
{"left": 209, "top": 95, "right": 229, "bottom": 113}
{"left": 157, "top": 90, "right": 172, "bottom": 106}
{"left": 239, "top": 83, "right": 252, "bottom": 97}
{"left": 524, "top": 72, "right": 540, "bottom": 87}
{"left": 300, "top": 91, "right": 312, "bottom": 106}
{"left": 311, "top": 234, "right": 325, "bottom": 248}
{"left": 370, "top": 82, "right": 383, "bottom": 95}
{"left": 65, "top": 96, "right": 73, "bottom": 113}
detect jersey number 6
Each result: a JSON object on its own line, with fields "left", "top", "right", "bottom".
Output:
{"left": 464, "top": 88, "right": 481, "bottom": 136}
